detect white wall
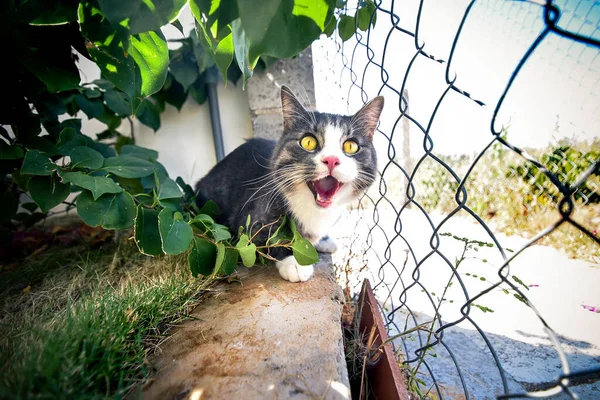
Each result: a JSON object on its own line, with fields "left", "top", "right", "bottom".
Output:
{"left": 133, "top": 83, "right": 253, "bottom": 186}
{"left": 73, "top": 26, "right": 253, "bottom": 187}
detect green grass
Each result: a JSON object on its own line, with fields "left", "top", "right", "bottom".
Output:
{"left": 405, "top": 140, "right": 600, "bottom": 263}
{"left": 0, "top": 233, "right": 214, "bottom": 399}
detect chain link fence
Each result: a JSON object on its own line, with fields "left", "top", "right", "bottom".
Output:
{"left": 313, "top": 0, "right": 600, "bottom": 398}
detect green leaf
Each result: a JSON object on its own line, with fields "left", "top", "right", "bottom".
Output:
{"left": 289, "top": 217, "right": 300, "bottom": 237}
{"left": 79, "top": 2, "right": 169, "bottom": 112}
{"left": 21, "top": 202, "right": 39, "bottom": 213}
{"left": 473, "top": 303, "right": 495, "bottom": 313}
{"left": 366, "top": 0, "right": 377, "bottom": 27}
{"left": 36, "top": 92, "right": 69, "bottom": 117}
{"left": 266, "top": 215, "right": 292, "bottom": 245}
{"left": 0, "top": 142, "right": 24, "bottom": 160}
{"left": 98, "top": 0, "right": 187, "bottom": 35}
{"left": 291, "top": 237, "right": 319, "bottom": 266}
{"left": 231, "top": 19, "right": 255, "bottom": 85}
{"left": 191, "top": 32, "right": 215, "bottom": 74}
{"left": 215, "top": 242, "right": 226, "bottom": 272}
{"left": 135, "top": 100, "right": 161, "bottom": 131}
{"left": 153, "top": 73, "right": 187, "bottom": 110}
{"left": 12, "top": 170, "right": 32, "bottom": 191}
{"left": 16, "top": 25, "right": 80, "bottom": 93}
{"left": 77, "top": 190, "right": 136, "bottom": 230}
{"left": 158, "top": 208, "right": 194, "bottom": 255}
{"left": 21, "top": 150, "right": 57, "bottom": 176}
{"left": 191, "top": 0, "right": 239, "bottom": 32}
{"left": 338, "top": 14, "right": 356, "bottom": 41}
{"left": 356, "top": 6, "right": 371, "bottom": 31}
{"left": 103, "top": 89, "right": 133, "bottom": 116}
{"left": 88, "top": 139, "right": 117, "bottom": 158}
{"left": 190, "top": 2, "right": 235, "bottom": 80}
{"left": 188, "top": 237, "right": 217, "bottom": 277}
{"left": 21, "top": 136, "right": 59, "bottom": 157}
{"left": 158, "top": 178, "right": 183, "bottom": 200}
{"left": 211, "top": 223, "right": 231, "bottom": 242}
{"left": 170, "top": 51, "right": 199, "bottom": 90}
{"left": 75, "top": 95, "right": 104, "bottom": 118}
{"left": 93, "top": 79, "right": 116, "bottom": 90}
{"left": 96, "top": 108, "right": 123, "bottom": 130}
{"left": 197, "top": 200, "right": 221, "bottom": 218}
{"left": 103, "top": 155, "right": 156, "bottom": 178}
{"left": 28, "top": 174, "right": 71, "bottom": 213}
{"left": 289, "top": 218, "right": 318, "bottom": 265}
{"left": 28, "top": 0, "right": 80, "bottom": 25}
{"left": 120, "top": 145, "right": 158, "bottom": 161}
{"left": 140, "top": 162, "right": 169, "bottom": 189}
{"left": 222, "top": 248, "right": 239, "bottom": 274}
{"left": 115, "top": 135, "right": 134, "bottom": 153}
{"left": 176, "top": 176, "right": 196, "bottom": 200}
{"left": 323, "top": 15, "right": 337, "bottom": 37}
{"left": 96, "top": 129, "right": 119, "bottom": 140}
{"left": 59, "top": 171, "right": 123, "bottom": 200}
{"left": 57, "top": 128, "right": 87, "bottom": 156}
{"left": 69, "top": 146, "right": 104, "bottom": 170}
{"left": 189, "top": 74, "right": 208, "bottom": 104}
{"left": 512, "top": 275, "right": 529, "bottom": 291}
{"left": 236, "top": 0, "right": 334, "bottom": 62}
{"left": 236, "top": 234, "right": 256, "bottom": 267}
{"left": 190, "top": 214, "right": 215, "bottom": 233}
{"left": 84, "top": 88, "right": 103, "bottom": 99}
{"left": 134, "top": 206, "right": 162, "bottom": 256}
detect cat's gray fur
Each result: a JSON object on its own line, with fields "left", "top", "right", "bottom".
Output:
{"left": 195, "top": 86, "right": 383, "bottom": 282}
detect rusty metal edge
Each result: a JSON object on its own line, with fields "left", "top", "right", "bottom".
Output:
{"left": 358, "top": 279, "right": 410, "bottom": 400}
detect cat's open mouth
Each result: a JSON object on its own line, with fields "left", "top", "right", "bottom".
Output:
{"left": 308, "top": 176, "right": 343, "bottom": 208}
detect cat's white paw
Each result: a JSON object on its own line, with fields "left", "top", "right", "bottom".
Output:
{"left": 276, "top": 256, "right": 314, "bottom": 282}
{"left": 315, "top": 236, "right": 338, "bottom": 253}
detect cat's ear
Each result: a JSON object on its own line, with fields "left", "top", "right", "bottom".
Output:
{"left": 352, "top": 96, "right": 384, "bottom": 140}
{"left": 281, "top": 85, "right": 310, "bottom": 131}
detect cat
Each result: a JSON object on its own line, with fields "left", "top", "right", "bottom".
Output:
{"left": 195, "top": 86, "right": 383, "bottom": 282}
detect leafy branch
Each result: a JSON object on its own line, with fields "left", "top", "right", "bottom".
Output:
{"left": 1, "top": 0, "right": 374, "bottom": 271}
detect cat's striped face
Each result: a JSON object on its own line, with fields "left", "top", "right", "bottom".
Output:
{"left": 272, "top": 87, "right": 383, "bottom": 211}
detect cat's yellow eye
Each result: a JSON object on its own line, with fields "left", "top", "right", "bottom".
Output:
{"left": 343, "top": 140, "right": 359, "bottom": 155}
{"left": 300, "top": 135, "right": 318, "bottom": 151}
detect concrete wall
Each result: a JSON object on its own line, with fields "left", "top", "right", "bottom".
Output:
{"left": 246, "top": 48, "right": 316, "bottom": 140}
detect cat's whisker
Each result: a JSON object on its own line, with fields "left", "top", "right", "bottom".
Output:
{"left": 265, "top": 174, "right": 307, "bottom": 212}
{"left": 241, "top": 175, "right": 286, "bottom": 210}
{"left": 243, "top": 165, "right": 300, "bottom": 185}
{"left": 245, "top": 170, "right": 307, "bottom": 211}
{"left": 297, "top": 85, "right": 318, "bottom": 126}
{"left": 251, "top": 151, "right": 272, "bottom": 169}
{"left": 243, "top": 164, "right": 306, "bottom": 183}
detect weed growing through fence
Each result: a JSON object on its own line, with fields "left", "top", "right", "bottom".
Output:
{"left": 0, "top": 235, "right": 213, "bottom": 399}
{"left": 397, "top": 233, "right": 529, "bottom": 397}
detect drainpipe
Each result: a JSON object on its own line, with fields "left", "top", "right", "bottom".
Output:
{"left": 205, "top": 66, "right": 225, "bottom": 162}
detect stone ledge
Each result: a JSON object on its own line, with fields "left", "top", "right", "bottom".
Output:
{"left": 142, "top": 257, "right": 351, "bottom": 400}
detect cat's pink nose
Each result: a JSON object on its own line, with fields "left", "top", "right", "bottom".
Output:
{"left": 322, "top": 156, "right": 340, "bottom": 174}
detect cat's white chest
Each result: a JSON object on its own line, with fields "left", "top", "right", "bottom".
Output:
{"left": 286, "top": 185, "right": 342, "bottom": 242}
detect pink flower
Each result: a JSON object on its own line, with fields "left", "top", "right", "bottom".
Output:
{"left": 529, "top": 284, "right": 539, "bottom": 288}
{"left": 593, "top": 229, "right": 598, "bottom": 236}
{"left": 582, "top": 305, "right": 599, "bottom": 313}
